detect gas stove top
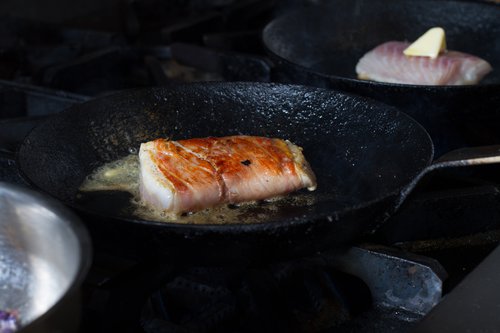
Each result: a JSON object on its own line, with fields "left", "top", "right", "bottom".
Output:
{"left": 1, "top": 1, "right": 500, "bottom": 332}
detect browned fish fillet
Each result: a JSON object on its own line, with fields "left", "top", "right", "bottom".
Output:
{"left": 139, "top": 136, "right": 317, "bottom": 213}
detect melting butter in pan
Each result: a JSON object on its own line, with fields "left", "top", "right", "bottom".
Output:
{"left": 80, "top": 154, "right": 141, "bottom": 193}
{"left": 79, "top": 154, "right": 318, "bottom": 224}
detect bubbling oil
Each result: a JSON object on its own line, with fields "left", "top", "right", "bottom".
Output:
{"left": 79, "top": 154, "right": 319, "bottom": 224}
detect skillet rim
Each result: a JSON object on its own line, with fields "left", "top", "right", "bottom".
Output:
{"left": 16, "top": 82, "right": 434, "bottom": 233}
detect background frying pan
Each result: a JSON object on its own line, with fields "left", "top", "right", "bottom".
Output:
{"left": 14, "top": 82, "right": 434, "bottom": 265}
{"left": 263, "top": 0, "right": 500, "bottom": 156}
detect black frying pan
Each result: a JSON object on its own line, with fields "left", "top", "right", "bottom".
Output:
{"left": 12, "top": 82, "right": 498, "bottom": 265}
{"left": 263, "top": 0, "right": 500, "bottom": 156}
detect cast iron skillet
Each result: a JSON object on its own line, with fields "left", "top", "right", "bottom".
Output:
{"left": 263, "top": 0, "right": 500, "bottom": 156}
{"left": 12, "top": 83, "right": 500, "bottom": 265}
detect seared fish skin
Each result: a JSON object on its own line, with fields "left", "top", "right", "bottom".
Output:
{"left": 139, "top": 136, "right": 317, "bottom": 213}
{"left": 356, "top": 41, "right": 492, "bottom": 85}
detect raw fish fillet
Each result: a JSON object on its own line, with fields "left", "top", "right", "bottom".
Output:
{"left": 355, "top": 41, "right": 492, "bottom": 85}
{"left": 139, "top": 136, "right": 317, "bottom": 213}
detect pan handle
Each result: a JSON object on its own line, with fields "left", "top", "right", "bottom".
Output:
{"left": 433, "top": 145, "right": 500, "bottom": 167}
{"left": 395, "top": 145, "right": 500, "bottom": 211}
{"left": 0, "top": 116, "right": 48, "bottom": 160}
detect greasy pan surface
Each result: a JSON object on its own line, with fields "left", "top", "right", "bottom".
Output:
{"left": 263, "top": 0, "right": 500, "bottom": 155}
{"left": 17, "top": 83, "right": 432, "bottom": 264}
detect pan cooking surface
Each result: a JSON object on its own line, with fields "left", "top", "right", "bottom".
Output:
{"left": 18, "top": 83, "right": 433, "bottom": 227}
